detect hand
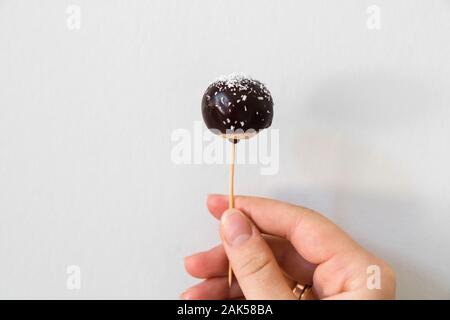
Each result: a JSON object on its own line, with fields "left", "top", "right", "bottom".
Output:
{"left": 182, "top": 194, "right": 396, "bottom": 300}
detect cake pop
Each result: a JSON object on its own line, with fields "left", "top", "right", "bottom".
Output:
{"left": 201, "top": 74, "right": 274, "bottom": 287}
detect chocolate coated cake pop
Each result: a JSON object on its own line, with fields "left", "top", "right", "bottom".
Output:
{"left": 201, "top": 74, "right": 273, "bottom": 141}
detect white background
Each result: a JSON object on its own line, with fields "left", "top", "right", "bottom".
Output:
{"left": 0, "top": 0, "right": 449, "bottom": 299}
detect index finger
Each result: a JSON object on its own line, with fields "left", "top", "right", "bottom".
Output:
{"left": 207, "top": 194, "right": 360, "bottom": 265}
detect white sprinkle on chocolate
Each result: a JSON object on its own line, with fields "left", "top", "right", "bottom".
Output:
{"left": 210, "top": 74, "right": 272, "bottom": 100}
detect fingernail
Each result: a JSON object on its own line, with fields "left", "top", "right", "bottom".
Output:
{"left": 221, "top": 209, "right": 252, "bottom": 247}
{"left": 207, "top": 194, "right": 226, "bottom": 201}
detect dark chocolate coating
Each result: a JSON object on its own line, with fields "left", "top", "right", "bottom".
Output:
{"left": 201, "top": 75, "right": 273, "bottom": 138}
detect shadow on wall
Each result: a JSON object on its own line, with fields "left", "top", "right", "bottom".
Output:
{"left": 384, "top": 252, "right": 450, "bottom": 299}
{"left": 271, "top": 71, "right": 449, "bottom": 299}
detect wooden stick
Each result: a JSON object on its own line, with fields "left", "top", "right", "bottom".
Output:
{"left": 228, "top": 141, "right": 236, "bottom": 287}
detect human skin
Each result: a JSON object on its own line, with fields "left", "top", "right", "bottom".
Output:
{"left": 182, "top": 194, "right": 396, "bottom": 300}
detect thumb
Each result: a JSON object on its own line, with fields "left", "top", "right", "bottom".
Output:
{"left": 220, "top": 209, "right": 296, "bottom": 300}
